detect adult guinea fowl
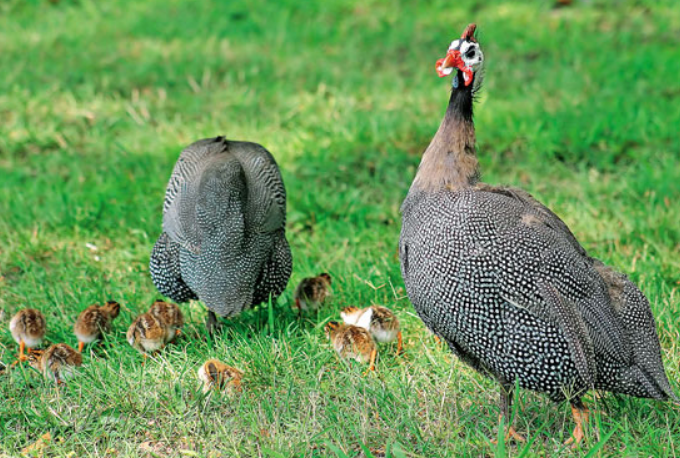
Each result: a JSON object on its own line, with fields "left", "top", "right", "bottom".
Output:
{"left": 399, "top": 23, "right": 677, "bottom": 445}
{"left": 150, "top": 137, "right": 292, "bottom": 332}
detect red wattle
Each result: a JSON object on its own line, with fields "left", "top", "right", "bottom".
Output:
{"left": 435, "top": 49, "right": 474, "bottom": 85}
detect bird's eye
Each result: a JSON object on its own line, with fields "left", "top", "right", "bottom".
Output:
{"left": 466, "top": 49, "right": 476, "bottom": 59}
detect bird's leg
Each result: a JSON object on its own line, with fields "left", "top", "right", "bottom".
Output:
{"left": 206, "top": 311, "right": 223, "bottom": 336}
{"left": 564, "top": 398, "right": 589, "bottom": 447}
{"left": 77, "top": 341, "right": 84, "bottom": 353}
{"left": 363, "top": 348, "right": 377, "bottom": 376}
{"left": 396, "top": 331, "right": 404, "bottom": 356}
{"left": 498, "top": 384, "right": 526, "bottom": 443}
{"left": 295, "top": 298, "right": 302, "bottom": 318}
{"left": 18, "top": 340, "right": 28, "bottom": 362}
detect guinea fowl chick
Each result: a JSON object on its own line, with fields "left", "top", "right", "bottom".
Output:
{"left": 9, "top": 309, "right": 46, "bottom": 362}
{"left": 73, "top": 300, "right": 121, "bottom": 352}
{"left": 324, "top": 321, "right": 377, "bottom": 373}
{"left": 341, "top": 305, "right": 403, "bottom": 355}
{"left": 28, "top": 343, "right": 82, "bottom": 384}
{"left": 197, "top": 359, "right": 243, "bottom": 394}
{"left": 148, "top": 300, "right": 184, "bottom": 344}
{"left": 294, "top": 273, "right": 332, "bottom": 312}
{"left": 126, "top": 313, "right": 169, "bottom": 360}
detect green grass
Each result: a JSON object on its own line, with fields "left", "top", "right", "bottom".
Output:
{"left": 1, "top": 0, "right": 679, "bottom": 456}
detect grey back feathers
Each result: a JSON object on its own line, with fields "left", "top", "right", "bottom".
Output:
{"left": 150, "top": 137, "right": 292, "bottom": 317}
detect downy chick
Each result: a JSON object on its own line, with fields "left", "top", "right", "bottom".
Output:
{"left": 197, "top": 359, "right": 243, "bottom": 394}
{"left": 126, "top": 313, "right": 169, "bottom": 359}
{"left": 9, "top": 309, "right": 46, "bottom": 362}
{"left": 148, "top": 300, "right": 184, "bottom": 344}
{"left": 74, "top": 300, "right": 121, "bottom": 352}
{"left": 294, "top": 273, "right": 332, "bottom": 312}
{"left": 324, "top": 321, "right": 377, "bottom": 372}
{"left": 28, "top": 343, "right": 83, "bottom": 384}
{"left": 341, "top": 305, "right": 403, "bottom": 355}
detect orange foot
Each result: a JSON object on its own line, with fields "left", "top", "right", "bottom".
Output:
{"left": 564, "top": 404, "right": 589, "bottom": 448}
{"left": 363, "top": 348, "right": 377, "bottom": 376}
{"left": 362, "top": 366, "right": 376, "bottom": 377}
{"left": 492, "top": 426, "right": 527, "bottom": 444}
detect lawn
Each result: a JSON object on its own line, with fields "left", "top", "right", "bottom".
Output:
{"left": 1, "top": 0, "right": 679, "bottom": 456}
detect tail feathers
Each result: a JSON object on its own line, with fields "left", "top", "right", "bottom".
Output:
{"left": 624, "top": 365, "right": 678, "bottom": 402}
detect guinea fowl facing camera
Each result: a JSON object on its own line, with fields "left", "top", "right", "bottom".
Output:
{"left": 127, "top": 313, "right": 169, "bottom": 360}
{"left": 149, "top": 137, "right": 292, "bottom": 333}
{"left": 399, "top": 23, "right": 677, "bottom": 445}
{"left": 197, "top": 359, "right": 243, "bottom": 394}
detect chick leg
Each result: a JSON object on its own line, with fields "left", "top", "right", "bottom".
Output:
{"left": 362, "top": 348, "right": 377, "bottom": 376}
{"left": 498, "top": 384, "right": 526, "bottom": 443}
{"left": 18, "top": 340, "right": 28, "bottom": 362}
{"left": 395, "top": 331, "right": 404, "bottom": 356}
{"left": 564, "top": 399, "right": 589, "bottom": 447}
{"left": 77, "top": 341, "right": 84, "bottom": 353}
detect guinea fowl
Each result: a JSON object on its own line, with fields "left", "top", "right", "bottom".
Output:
{"left": 398, "top": 24, "right": 677, "bottom": 445}
{"left": 126, "top": 313, "right": 169, "bottom": 360}
{"left": 148, "top": 300, "right": 184, "bottom": 344}
{"left": 74, "top": 300, "right": 121, "bottom": 352}
{"left": 324, "top": 321, "right": 378, "bottom": 373}
{"left": 149, "top": 137, "right": 292, "bottom": 332}
{"left": 341, "top": 305, "right": 403, "bottom": 355}
{"left": 294, "top": 273, "right": 332, "bottom": 313}
{"left": 9, "top": 309, "right": 46, "bottom": 362}
{"left": 28, "top": 343, "right": 82, "bottom": 385}
{"left": 197, "top": 358, "right": 244, "bottom": 394}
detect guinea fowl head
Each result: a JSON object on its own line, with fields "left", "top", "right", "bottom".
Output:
{"left": 103, "top": 300, "right": 121, "bottom": 318}
{"left": 27, "top": 348, "right": 44, "bottom": 367}
{"left": 411, "top": 23, "right": 483, "bottom": 192}
{"left": 324, "top": 321, "right": 342, "bottom": 339}
{"left": 435, "top": 23, "right": 484, "bottom": 91}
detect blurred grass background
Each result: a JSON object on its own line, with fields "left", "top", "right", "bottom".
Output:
{"left": 0, "top": 0, "right": 679, "bottom": 456}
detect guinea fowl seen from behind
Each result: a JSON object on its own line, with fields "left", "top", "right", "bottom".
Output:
{"left": 150, "top": 137, "right": 292, "bottom": 332}
{"left": 398, "top": 23, "right": 677, "bottom": 446}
